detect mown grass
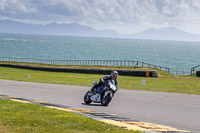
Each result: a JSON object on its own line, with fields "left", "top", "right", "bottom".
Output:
{"left": 0, "top": 64, "right": 200, "bottom": 95}
{"left": 0, "top": 98, "right": 141, "bottom": 133}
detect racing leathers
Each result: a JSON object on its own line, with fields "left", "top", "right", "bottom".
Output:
{"left": 91, "top": 75, "right": 118, "bottom": 92}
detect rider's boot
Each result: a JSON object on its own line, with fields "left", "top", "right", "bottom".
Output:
{"left": 90, "top": 87, "right": 95, "bottom": 92}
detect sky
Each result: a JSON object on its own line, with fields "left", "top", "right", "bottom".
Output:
{"left": 0, "top": 0, "right": 200, "bottom": 34}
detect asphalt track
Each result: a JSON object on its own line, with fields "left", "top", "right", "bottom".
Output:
{"left": 0, "top": 79, "right": 200, "bottom": 133}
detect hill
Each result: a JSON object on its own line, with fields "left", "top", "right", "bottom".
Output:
{"left": 126, "top": 27, "right": 200, "bottom": 42}
{"left": 0, "top": 20, "right": 119, "bottom": 38}
{"left": 1, "top": 20, "right": 200, "bottom": 42}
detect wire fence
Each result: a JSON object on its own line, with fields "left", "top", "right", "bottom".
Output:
{"left": 191, "top": 65, "right": 200, "bottom": 75}
{"left": 168, "top": 68, "right": 191, "bottom": 76}
{"left": 0, "top": 57, "right": 196, "bottom": 75}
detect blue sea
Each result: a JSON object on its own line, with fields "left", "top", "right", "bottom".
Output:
{"left": 0, "top": 33, "right": 200, "bottom": 74}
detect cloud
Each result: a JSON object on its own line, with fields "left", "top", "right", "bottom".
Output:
{"left": 0, "top": 0, "right": 36, "bottom": 13}
{"left": 0, "top": 0, "right": 200, "bottom": 34}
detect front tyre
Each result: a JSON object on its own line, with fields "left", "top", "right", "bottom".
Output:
{"left": 101, "top": 93, "right": 112, "bottom": 106}
{"left": 84, "top": 91, "right": 92, "bottom": 104}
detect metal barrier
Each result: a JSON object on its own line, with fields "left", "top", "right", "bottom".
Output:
{"left": 0, "top": 57, "right": 170, "bottom": 72}
{"left": 1, "top": 57, "right": 195, "bottom": 75}
{"left": 0, "top": 63, "right": 158, "bottom": 77}
{"left": 168, "top": 68, "right": 190, "bottom": 76}
{"left": 191, "top": 65, "right": 200, "bottom": 75}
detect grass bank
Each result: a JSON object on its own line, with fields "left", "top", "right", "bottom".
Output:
{"left": 0, "top": 98, "right": 140, "bottom": 133}
{"left": 0, "top": 65, "right": 199, "bottom": 95}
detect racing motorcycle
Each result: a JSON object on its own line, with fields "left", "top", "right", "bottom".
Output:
{"left": 84, "top": 80, "right": 118, "bottom": 106}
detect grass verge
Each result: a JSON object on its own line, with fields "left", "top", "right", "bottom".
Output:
{"left": 0, "top": 98, "right": 141, "bottom": 133}
{"left": 0, "top": 65, "right": 200, "bottom": 95}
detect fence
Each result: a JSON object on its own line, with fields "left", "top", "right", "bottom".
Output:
{"left": 168, "top": 68, "right": 190, "bottom": 75}
{"left": 0, "top": 57, "right": 194, "bottom": 75}
{"left": 0, "top": 57, "right": 170, "bottom": 70}
{"left": 191, "top": 65, "right": 200, "bottom": 75}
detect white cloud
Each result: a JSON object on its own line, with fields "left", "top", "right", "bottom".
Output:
{"left": 0, "top": 0, "right": 36, "bottom": 13}
{"left": 1, "top": 0, "right": 200, "bottom": 34}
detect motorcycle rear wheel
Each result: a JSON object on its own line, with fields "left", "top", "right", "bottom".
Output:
{"left": 84, "top": 91, "right": 92, "bottom": 104}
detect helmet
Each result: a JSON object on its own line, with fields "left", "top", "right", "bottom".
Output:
{"left": 111, "top": 70, "right": 118, "bottom": 80}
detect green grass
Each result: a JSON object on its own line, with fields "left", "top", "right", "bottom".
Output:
{"left": 0, "top": 98, "right": 140, "bottom": 133}
{"left": 0, "top": 65, "right": 200, "bottom": 95}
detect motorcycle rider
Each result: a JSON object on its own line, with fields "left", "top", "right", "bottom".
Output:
{"left": 91, "top": 70, "right": 118, "bottom": 92}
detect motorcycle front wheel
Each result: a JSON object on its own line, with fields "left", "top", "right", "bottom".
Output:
{"left": 84, "top": 91, "right": 92, "bottom": 104}
{"left": 101, "top": 93, "right": 112, "bottom": 106}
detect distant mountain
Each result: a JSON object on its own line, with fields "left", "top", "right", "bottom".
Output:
{"left": 126, "top": 27, "right": 200, "bottom": 42}
{"left": 0, "top": 20, "right": 119, "bottom": 38}
{"left": 1, "top": 20, "right": 200, "bottom": 42}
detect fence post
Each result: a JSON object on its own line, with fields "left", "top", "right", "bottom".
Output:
{"left": 135, "top": 61, "right": 138, "bottom": 67}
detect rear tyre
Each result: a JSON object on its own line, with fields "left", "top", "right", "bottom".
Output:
{"left": 101, "top": 93, "right": 112, "bottom": 106}
{"left": 84, "top": 91, "right": 92, "bottom": 104}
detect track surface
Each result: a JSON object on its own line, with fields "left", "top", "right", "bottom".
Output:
{"left": 0, "top": 79, "right": 199, "bottom": 133}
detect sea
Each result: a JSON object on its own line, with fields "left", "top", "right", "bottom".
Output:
{"left": 0, "top": 33, "right": 200, "bottom": 74}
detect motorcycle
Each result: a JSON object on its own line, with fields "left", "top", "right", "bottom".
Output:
{"left": 84, "top": 80, "right": 118, "bottom": 106}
